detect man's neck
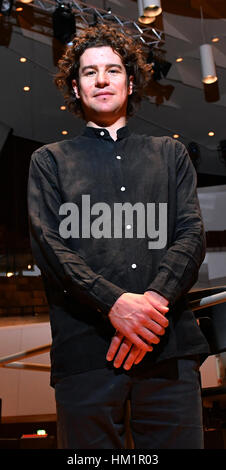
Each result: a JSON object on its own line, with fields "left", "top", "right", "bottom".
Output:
{"left": 86, "top": 117, "right": 127, "bottom": 141}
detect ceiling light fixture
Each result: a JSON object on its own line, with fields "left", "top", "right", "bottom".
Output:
{"left": 199, "top": 7, "right": 218, "bottom": 85}
{"left": 176, "top": 57, "right": 183, "bottom": 63}
{"left": 20, "top": 57, "right": 27, "bottom": 62}
{"left": 137, "top": 0, "right": 156, "bottom": 24}
{"left": 212, "top": 37, "right": 219, "bottom": 43}
{"left": 60, "top": 105, "right": 66, "bottom": 110}
{"left": 200, "top": 44, "right": 218, "bottom": 84}
{"left": 23, "top": 86, "right": 30, "bottom": 91}
{"left": 173, "top": 134, "right": 179, "bottom": 139}
{"left": 142, "top": 0, "right": 162, "bottom": 18}
{"left": 208, "top": 131, "right": 215, "bottom": 136}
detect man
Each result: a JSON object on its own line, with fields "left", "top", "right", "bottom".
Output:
{"left": 28, "top": 24, "right": 209, "bottom": 449}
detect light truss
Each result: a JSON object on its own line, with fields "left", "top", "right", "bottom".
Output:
{"left": 25, "top": 0, "right": 165, "bottom": 49}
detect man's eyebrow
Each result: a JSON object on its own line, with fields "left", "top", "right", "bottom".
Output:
{"left": 80, "top": 64, "right": 123, "bottom": 73}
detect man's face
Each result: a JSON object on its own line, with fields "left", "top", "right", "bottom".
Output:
{"left": 72, "top": 46, "right": 133, "bottom": 123}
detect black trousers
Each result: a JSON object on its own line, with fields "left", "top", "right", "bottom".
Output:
{"left": 55, "top": 356, "right": 204, "bottom": 449}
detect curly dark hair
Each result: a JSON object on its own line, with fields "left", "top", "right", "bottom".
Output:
{"left": 54, "top": 23, "right": 152, "bottom": 119}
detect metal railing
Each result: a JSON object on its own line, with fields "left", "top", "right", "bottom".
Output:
{"left": 0, "top": 291, "right": 226, "bottom": 373}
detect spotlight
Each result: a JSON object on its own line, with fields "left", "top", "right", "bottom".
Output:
{"left": 147, "top": 50, "right": 171, "bottom": 81}
{"left": 0, "top": 0, "right": 13, "bottom": 15}
{"left": 187, "top": 142, "right": 201, "bottom": 169}
{"left": 88, "top": 11, "right": 98, "bottom": 27}
{"left": 218, "top": 140, "right": 226, "bottom": 166}
{"left": 137, "top": 0, "right": 156, "bottom": 25}
{"left": 52, "top": 3, "right": 76, "bottom": 45}
{"left": 102, "top": 6, "right": 117, "bottom": 22}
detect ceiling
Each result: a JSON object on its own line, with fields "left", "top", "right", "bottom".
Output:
{"left": 1, "top": 0, "right": 226, "bottom": 176}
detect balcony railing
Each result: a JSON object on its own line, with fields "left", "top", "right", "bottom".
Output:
{"left": 0, "top": 290, "right": 226, "bottom": 373}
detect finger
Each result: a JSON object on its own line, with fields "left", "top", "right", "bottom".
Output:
{"left": 106, "top": 332, "right": 124, "bottom": 361}
{"left": 122, "top": 345, "right": 143, "bottom": 370}
{"left": 134, "top": 349, "right": 149, "bottom": 365}
{"left": 136, "top": 325, "right": 161, "bottom": 345}
{"left": 125, "top": 332, "right": 154, "bottom": 352}
{"left": 145, "top": 296, "right": 169, "bottom": 315}
{"left": 113, "top": 338, "right": 133, "bottom": 368}
{"left": 123, "top": 343, "right": 153, "bottom": 370}
{"left": 145, "top": 306, "right": 169, "bottom": 328}
{"left": 144, "top": 318, "right": 166, "bottom": 336}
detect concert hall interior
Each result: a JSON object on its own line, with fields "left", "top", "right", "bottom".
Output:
{"left": 0, "top": 0, "right": 226, "bottom": 451}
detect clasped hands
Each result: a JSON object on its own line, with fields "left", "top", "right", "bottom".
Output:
{"left": 106, "top": 291, "right": 169, "bottom": 371}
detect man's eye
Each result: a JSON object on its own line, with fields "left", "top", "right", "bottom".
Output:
{"left": 109, "top": 69, "right": 118, "bottom": 73}
{"left": 86, "top": 71, "right": 95, "bottom": 76}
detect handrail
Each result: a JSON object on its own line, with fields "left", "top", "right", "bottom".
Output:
{"left": 190, "top": 290, "right": 226, "bottom": 312}
{"left": 0, "top": 344, "right": 51, "bottom": 366}
{"left": 0, "top": 291, "right": 226, "bottom": 372}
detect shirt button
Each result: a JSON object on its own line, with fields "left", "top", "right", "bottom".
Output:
{"left": 131, "top": 264, "right": 137, "bottom": 269}
{"left": 100, "top": 131, "right": 105, "bottom": 136}
{"left": 120, "top": 186, "right": 126, "bottom": 191}
{"left": 116, "top": 155, "right": 121, "bottom": 160}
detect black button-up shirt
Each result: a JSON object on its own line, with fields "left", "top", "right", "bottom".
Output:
{"left": 27, "top": 124, "right": 209, "bottom": 386}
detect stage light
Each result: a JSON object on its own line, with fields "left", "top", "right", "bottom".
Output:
{"left": 147, "top": 49, "right": 171, "bottom": 81}
{"left": 0, "top": 0, "right": 14, "bottom": 15}
{"left": 52, "top": 3, "right": 76, "bottom": 45}
{"left": 0, "top": 16, "right": 12, "bottom": 45}
{"left": 88, "top": 11, "right": 98, "bottom": 27}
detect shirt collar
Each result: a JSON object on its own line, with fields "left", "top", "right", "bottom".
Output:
{"left": 82, "top": 124, "right": 130, "bottom": 141}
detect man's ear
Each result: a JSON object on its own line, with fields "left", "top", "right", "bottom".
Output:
{"left": 72, "top": 79, "right": 80, "bottom": 99}
{"left": 128, "top": 75, "right": 134, "bottom": 95}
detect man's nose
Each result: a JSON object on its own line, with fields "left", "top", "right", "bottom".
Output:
{"left": 95, "top": 72, "right": 110, "bottom": 87}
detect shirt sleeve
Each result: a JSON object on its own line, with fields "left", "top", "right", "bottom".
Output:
{"left": 27, "top": 147, "right": 127, "bottom": 315}
{"left": 145, "top": 139, "right": 206, "bottom": 305}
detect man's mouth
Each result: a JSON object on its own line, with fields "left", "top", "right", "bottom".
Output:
{"left": 95, "top": 92, "right": 114, "bottom": 97}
